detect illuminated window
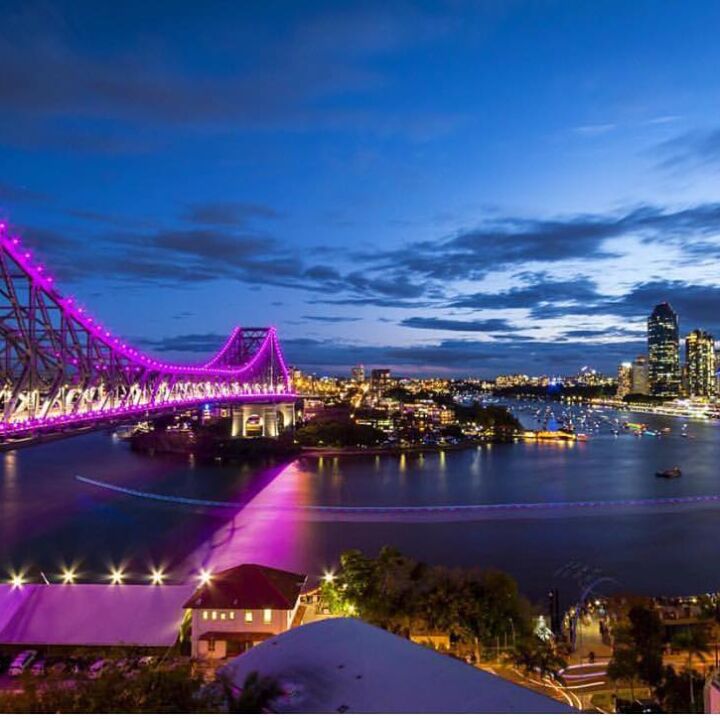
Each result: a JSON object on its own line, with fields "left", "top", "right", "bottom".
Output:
{"left": 202, "top": 611, "right": 209, "bottom": 620}
{"left": 244, "top": 611, "right": 253, "bottom": 623}
{"left": 220, "top": 612, "right": 226, "bottom": 621}
{"left": 229, "top": 611, "right": 235, "bottom": 620}
{"left": 211, "top": 611, "right": 217, "bottom": 620}
{"left": 263, "top": 609, "right": 272, "bottom": 624}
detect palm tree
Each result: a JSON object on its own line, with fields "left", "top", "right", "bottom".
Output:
{"left": 671, "top": 626, "right": 709, "bottom": 712}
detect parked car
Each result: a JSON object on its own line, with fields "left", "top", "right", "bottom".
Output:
{"left": 87, "top": 659, "right": 108, "bottom": 679}
{"left": 8, "top": 650, "right": 38, "bottom": 677}
{"left": 49, "top": 661, "right": 67, "bottom": 676}
{"left": 137, "top": 656, "right": 156, "bottom": 667}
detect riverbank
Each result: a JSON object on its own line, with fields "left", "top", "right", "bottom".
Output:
{"left": 299, "top": 440, "right": 494, "bottom": 458}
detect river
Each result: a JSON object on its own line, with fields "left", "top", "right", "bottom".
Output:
{"left": 2, "top": 401, "right": 719, "bottom": 606}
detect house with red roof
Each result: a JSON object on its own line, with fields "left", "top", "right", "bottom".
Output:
{"left": 183, "top": 564, "right": 307, "bottom": 659}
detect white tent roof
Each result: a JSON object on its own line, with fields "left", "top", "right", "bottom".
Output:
{"left": 0, "top": 583, "right": 192, "bottom": 647}
{"left": 221, "top": 618, "right": 573, "bottom": 713}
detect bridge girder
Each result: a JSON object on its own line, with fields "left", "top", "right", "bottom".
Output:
{"left": 0, "top": 225, "right": 295, "bottom": 437}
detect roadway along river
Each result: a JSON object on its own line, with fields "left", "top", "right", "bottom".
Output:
{"left": 1, "top": 401, "right": 719, "bottom": 604}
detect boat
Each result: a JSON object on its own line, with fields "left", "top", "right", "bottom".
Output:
{"left": 655, "top": 466, "right": 682, "bottom": 479}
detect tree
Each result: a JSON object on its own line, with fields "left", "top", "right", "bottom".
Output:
{"left": 511, "top": 637, "right": 567, "bottom": 681}
{"left": 671, "top": 626, "right": 709, "bottom": 712}
{"left": 607, "top": 646, "right": 641, "bottom": 700}
{"left": 0, "top": 665, "right": 210, "bottom": 713}
{"left": 627, "top": 605, "right": 665, "bottom": 687}
{"left": 324, "top": 547, "right": 533, "bottom": 656}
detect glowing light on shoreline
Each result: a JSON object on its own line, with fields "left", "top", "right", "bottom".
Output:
{"left": 9, "top": 571, "right": 25, "bottom": 589}
{"left": 61, "top": 567, "right": 78, "bottom": 584}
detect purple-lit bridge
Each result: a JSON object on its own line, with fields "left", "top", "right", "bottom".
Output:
{"left": 0, "top": 224, "right": 296, "bottom": 440}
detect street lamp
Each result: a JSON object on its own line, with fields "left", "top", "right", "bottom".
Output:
{"left": 197, "top": 568, "right": 213, "bottom": 586}
{"left": 9, "top": 571, "right": 25, "bottom": 589}
{"left": 150, "top": 567, "right": 166, "bottom": 585}
{"left": 109, "top": 567, "right": 125, "bottom": 585}
{"left": 323, "top": 570, "right": 336, "bottom": 584}
{"left": 61, "top": 567, "right": 77, "bottom": 584}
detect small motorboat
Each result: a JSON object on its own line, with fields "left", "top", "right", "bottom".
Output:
{"left": 656, "top": 466, "right": 682, "bottom": 479}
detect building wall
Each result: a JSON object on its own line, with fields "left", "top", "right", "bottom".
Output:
{"left": 191, "top": 598, "right": 301, "bottom": 658}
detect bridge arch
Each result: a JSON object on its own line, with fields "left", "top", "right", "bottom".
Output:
{"left": 0, "top": 224, "right": 297, "bottom": 438}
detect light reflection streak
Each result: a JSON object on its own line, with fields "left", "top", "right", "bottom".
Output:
{"left": 181, "top": 461, "right": 308, "bottom": 579}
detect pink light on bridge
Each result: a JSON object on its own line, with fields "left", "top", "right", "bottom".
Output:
{"left": 0, "top": 223, "right": 296, "bottom": 438}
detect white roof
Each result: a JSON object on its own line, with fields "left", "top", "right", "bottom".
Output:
{"left": 0, "top": 583, "right": 192, "bottom": 647}
{"left": 221, "top": 618, "right": 573, "bottom": 713}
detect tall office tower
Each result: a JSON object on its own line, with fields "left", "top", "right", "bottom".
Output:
{"left": 631, "top": 355, "right": 649, "bottom": 395}
{"left": 616, "top": 362, "right": 632, "bottom": 399}
{"left": 647, "top": 302, "right": 681, "bottom": 398}
{"left": 351, "top": 365, "right": 365, "bottom": 383}
{"left": 370, "top": 368, "right": 391, "bottom": 393}
{"left": 685, "top": 329, "right": 715, "bottom": 398}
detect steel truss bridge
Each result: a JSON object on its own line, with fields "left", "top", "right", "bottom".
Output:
{"left": 0, "top": 223, "right": 295, "bottom": 439}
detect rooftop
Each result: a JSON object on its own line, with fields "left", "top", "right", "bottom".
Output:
{"left": 0, "top": 584, "right": 191, "bottom": 647}
{"left": 221, "top": 618, "right": 573, "bottom": 713}
{"left": 184, "top": 564, "right": 306, "bottom": 611}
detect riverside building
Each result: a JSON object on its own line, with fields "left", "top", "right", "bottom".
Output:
{"left": 685, "top": 329, "right": 716, "bottom": 398}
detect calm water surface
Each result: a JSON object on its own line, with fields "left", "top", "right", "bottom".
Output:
{"left": 2, "top": 403, "right": 719, "bottom": 604}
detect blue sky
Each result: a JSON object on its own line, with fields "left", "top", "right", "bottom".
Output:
{"left": 2, "top": 0, "right": 720, "bottom": 376}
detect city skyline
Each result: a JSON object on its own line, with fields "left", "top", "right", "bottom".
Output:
{"left": 2, "top": 1, "right": 720, "bottom": 376}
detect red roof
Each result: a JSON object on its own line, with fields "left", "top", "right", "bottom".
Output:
{"left": 184, "top": 564, "right": 307, "bottom": 611}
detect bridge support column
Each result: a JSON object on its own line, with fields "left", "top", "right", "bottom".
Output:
{"left": 263, "top": 407, "right": 278, "bottom": 438}
{"left": 278, "top": 402, "right": 295, "bottom": 432}
{"left": 231, "top": 406, "right": 248, "bottom": 438}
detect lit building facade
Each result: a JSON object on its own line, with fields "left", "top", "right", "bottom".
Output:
{"left": 351, "top": 365, "right": 365, "bottom": 383}
{"left": 647, "top": 303, "right": 681, "bottom": 398}
{"left": 616, "top": 362, "right": 632, "bottom": 399}
{"left": 370, "top": 368, "right": 391, "bottom": 393}
{"left": 631, "top": 355, "right": 649, "bottom": 395}
{"left": 685, "top": 329, "right": 715, "bottom": 398}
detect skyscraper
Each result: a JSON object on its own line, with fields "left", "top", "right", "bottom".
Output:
{"left": 647, "top": 303, "right": 680, "bottom": 398}
{"left": 685, "top": 329, "right": 715, "bottom": 398}
{"left": 351, "top": 365, "right": 365, "bottom": 383}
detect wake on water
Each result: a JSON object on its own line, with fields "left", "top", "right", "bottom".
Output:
{"left": 74, "top": 475, "right": 720, "bottom": 523}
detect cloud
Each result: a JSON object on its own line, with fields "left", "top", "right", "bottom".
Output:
{"left": 400, "top": 316, "right": 513, "bottom": 332}
{"left": 279, "top": 337, "right": 643, "bottom": 376}
{"left": 0, "top": 181, "right": 49, "bottom": 204}
{"left": 572, "top": 123, "right": 617, "bottom": 136}
{"left": 143, "top": 333, "right": 228, "bottom": 354}
{"left": 183, "top": 202, "right": 282, "bottom": 227}
{"left": 301, "top": 314, "right": 361, "bottom": 323}
{"left": 449, "top": 276, "right": 602, "bottom": 311}
{"left": 656, "top": 128, "right": 720, "bottom": 171}
{"left": 0, "top": 3, "right": 456, "bottom": 151}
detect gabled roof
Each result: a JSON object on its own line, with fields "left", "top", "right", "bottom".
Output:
{"left": 183, "top": 564, "right": 306, "bottom": 611}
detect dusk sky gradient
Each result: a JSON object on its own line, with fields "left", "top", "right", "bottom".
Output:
{"left": 2, "top": 0, "right": 720, "bottom": 376}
